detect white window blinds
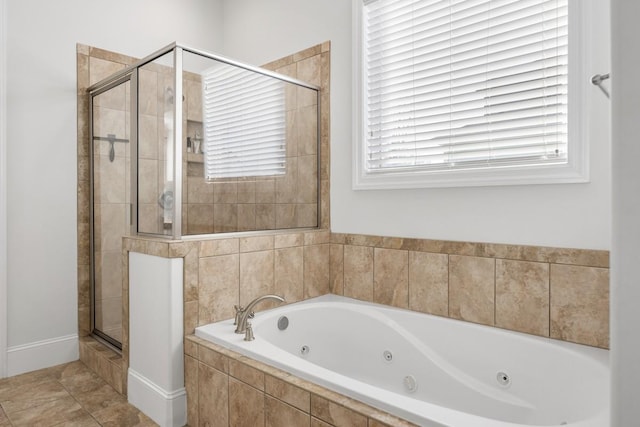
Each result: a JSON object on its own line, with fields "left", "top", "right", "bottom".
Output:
{"left": 202, "top": 65, "right": 286, "bottom": 180}
{"left": 364, "top": 0, "right": 569, "bottom": 173}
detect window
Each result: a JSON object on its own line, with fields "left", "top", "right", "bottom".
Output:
{"left": 202, "top": 64, "right": 286, "bottom": 180}
{"left": 353, "top": 0, "right": 588, "bottom": 189}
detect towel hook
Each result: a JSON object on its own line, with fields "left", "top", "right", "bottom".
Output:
{"left": 591, "top": 73, "right": 610, "bottom": 99}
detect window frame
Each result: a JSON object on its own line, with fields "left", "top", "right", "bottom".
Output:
{"left": 352, "top": 0, "right": 590, "bottom": 189}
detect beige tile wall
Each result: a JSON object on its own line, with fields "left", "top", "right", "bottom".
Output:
{"left": 330, "top": 233, "right": 610, "bottom": 349}
{"left": 78, "top": 336, "right": 125, "bottom": 395}
{"left": 137, "top": 59, "right": 176, "bottom": 235}
{"left": 77, "top": 44, "right": 137, "bottom": 392}
{"left": 185, "top": 335, "right": 419, "bottom": 427}
{"left": 139, "top": 230, "right": 328, "bottom": 326}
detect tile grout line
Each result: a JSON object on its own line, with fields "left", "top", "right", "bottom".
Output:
{"left": 494, "top": 258, "right": 497, "bottom": 327}
{"left": 56, "top": 365, "right": 106, "bottom": 426}
{"left": 0, "top": 402, "right": 15, "bottom": 427}
{"left": 1, "top": 379, "right": 79, "bottom": 426}
{"left": 548, "top": 262, "right": 552, "bottom": 338}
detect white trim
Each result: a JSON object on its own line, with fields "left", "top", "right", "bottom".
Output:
{"left": 0, "top": 0, "right": 8, "bottom": 379}
{"left": 128, "top": 368, "right": 187, "bottom": 427}
{"left": 128, "top": 253, "right": 185, "bottom": 427}
{"left": 352, "top": 0, "right": 364, "bottom": 191}
{"left": 7, "top": 334, "right": 79, "bottom": 376}
{"left": 352, "top": 0, "right": 590, "bottom": 189}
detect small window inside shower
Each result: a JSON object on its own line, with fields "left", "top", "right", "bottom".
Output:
{"left": 201, "top": 64, "right": 287, "bottom": 180}
{"left": 180, "top": 50, "right": 320, "bottom": 234}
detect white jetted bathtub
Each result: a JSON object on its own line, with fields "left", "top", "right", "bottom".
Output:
{"left": 195, "top": 294, "right": 609, "bottom": 427}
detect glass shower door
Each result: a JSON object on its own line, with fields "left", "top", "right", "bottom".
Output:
{"left": 90, "top": 77, "right": 131, "bottom": 348}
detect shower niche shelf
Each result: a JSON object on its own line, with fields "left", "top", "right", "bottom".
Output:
{"left": 186, "top": 119, "right": 204, "bottom": 163}
{"left": 186, "top": 152, "right": 204, "bottom": 164}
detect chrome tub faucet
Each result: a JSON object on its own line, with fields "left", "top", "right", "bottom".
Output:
{"left": 234, "top": 294, "right": 285, "bottom": 340}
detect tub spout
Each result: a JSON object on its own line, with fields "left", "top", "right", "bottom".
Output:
{"left": 235, "top": 294, "right": 285, "bottom": 334}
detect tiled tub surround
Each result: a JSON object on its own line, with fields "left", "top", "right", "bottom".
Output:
{"left": 80, "top": 229, "right": 609, "bottom": 426}
{"left": 115, "top": 230, "right": 609, "bottom": 426}
{"left": 185, "top": 334, "right": 418, "bottom": 427}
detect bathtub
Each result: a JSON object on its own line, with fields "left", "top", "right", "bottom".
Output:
{"left": 195, "top": 294, "right": 609, "bottom": 427}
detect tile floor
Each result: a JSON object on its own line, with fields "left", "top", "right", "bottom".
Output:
{"left": 0, "top": 361, "right": 157, "bottom": 427}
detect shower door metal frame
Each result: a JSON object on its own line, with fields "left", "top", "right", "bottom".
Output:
{"left": 88, "top": 71, "right": 137, "bottom": 350}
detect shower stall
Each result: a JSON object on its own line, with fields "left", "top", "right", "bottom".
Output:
{"left": 88, "top": 43, "right": 320, "bottom": 348}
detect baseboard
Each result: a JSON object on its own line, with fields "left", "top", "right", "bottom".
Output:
{"left": 128, "top": 368, "right": 186, "bottom": 427}
{"left": 7, "top": 334, "right": 79, "bottom": 376}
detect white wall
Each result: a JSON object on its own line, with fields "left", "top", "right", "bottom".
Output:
{"left": 0, "top": 0, "right": 8, "bottom": 378}
{"left": 4, "top": 0, "right": 223, "bottom": 374}
{"left": 611, "top": 0, "right": 640, "bottom": 424}
{"left": 221, "top": 0, "right": 611, "bottom": 250}
{"left": 0, "top": 0, "right": 613, "bottom": 377}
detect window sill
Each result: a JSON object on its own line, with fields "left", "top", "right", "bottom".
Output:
{"left": 353, "top": 162, "right": 589, "bottom": 190}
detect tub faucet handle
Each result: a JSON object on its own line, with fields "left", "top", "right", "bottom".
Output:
{"left": 244, "top": 322, "right": 255, "bottom": 341}
{"left": 233, "top": 305, "right": 244, "bottom": 326}
{"left": 233, "top": 305, "right": 254, "bottom": 326}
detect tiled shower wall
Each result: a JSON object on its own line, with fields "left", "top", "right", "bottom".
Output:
{"left": 183, "top": 46, "right": 325, "bottom": 234}
{"left": 76, "top": 44, "right": 135, "bottom": 392}
{"left": 76, "top": 42, "right": 332, "bottom": 393}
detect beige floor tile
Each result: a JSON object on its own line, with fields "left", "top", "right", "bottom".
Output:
{"left": 0, "top": 380, "right": 70, "bottom": 413}
{"left": 91, "top": 401, "right": 157, "bottom": 427}
{"left": 59, "top": 371, "right": 106, "bottom": 396}
{"left": 0, "top": 369, "right": 57, "bottom": 397}
{"left": 53, "top": 361, "right": 93, "bottom": 381}
{"left": 0, "top": 362, "right": 90, "bottom": 399}
{"left": 71, "top": 383, "right": 127, "bottom": 414}
{"left": 7, "top": 396, "right": 87, "bottom": 427}
{"left": 0, "top": 361, "right": 157, "bottom": 427}
{"left": 0, "top": 405, "right": 9, "bottom": 426}
{"left": 51, "top": 412, "right": 101, "bottom": 426}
